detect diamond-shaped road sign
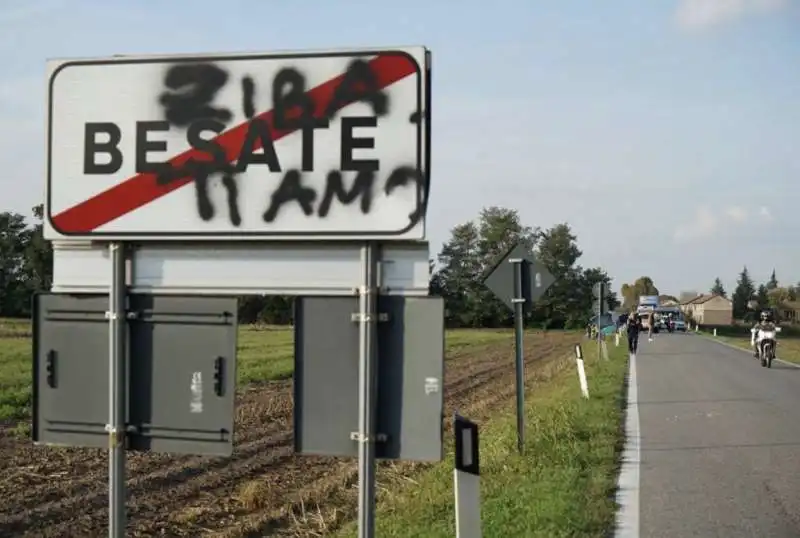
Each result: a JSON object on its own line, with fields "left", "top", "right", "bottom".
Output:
{"left": 593, "top": 281, "right": 609, "bottom": 316}
{"left": 483, "top": 242, "right": 555, "bottom": 312}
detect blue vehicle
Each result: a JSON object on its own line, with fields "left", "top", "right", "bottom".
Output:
{"left": 589, "top": 313, "right": 618, "bottom": 337}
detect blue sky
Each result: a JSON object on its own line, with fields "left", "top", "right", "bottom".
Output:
{"left": 1, "top": 0, "right": 799, "bottom": 296}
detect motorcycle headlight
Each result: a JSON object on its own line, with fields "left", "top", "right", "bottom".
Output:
{"left": 761, "top": 331, "right": 775, "bottom": 340}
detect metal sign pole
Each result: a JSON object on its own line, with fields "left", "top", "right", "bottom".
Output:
{"left": 357, "top": 242, "right": 380, "bottom": 538}
{"left": 107, "top": 243, "right": 127, "bottom": 538}
{"left": 510, "top": 258, "right": 526, "bottom": 454}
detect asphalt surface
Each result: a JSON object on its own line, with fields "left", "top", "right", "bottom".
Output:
{"left": 636, "top": 333, "right": 800, "bottom": 538}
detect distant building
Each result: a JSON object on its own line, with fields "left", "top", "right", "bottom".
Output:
{"left": 680, "top": 294, "right": 733, "bottom": 326}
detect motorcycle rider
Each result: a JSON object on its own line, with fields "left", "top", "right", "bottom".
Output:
{"left": 752, "top": 310, "right": 777, "bottom": 357}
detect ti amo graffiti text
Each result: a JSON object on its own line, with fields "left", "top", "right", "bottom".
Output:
{"left": 81, "top": 59, "right": 425, "bottom": 228}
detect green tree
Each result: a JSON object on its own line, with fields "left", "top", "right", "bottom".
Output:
{"left": 731, "top": 266, "right": 755, "bottom": 319}
{"left": 620, "top": 277, "right": 659, "bottom": 310}
{"left": 531, "top": 223, "right": 597, "bottom": 328}
{"left": 436, "top": 221, "right": 483, "bottom": 327}
{"left": 767, "top": 286, "right": 791, "bottom": 311}
{"left": 0, "top": 211, "right": 33, "bottom": 316}
{"left": 474, "top": 207, "right": 539, "bottom": 327}
{"left": 710, "top": 277, "right": 726, "bottom": 297}
{"left": 22, "top": 204, "right": 53, "bottom": 296}
{"left": 755, "top": 284, "right": 770, "bottom": 311}
{"left": 766, "top": 269, "right": 778, "bottom": 290}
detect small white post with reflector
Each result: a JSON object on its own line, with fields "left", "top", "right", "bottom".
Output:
{"left": 615, "top": 332, "right": 620, "bottom": 347}
{"left": 713, "top": 328, "right": 717, "bottom": 337}
{"left": 574, "top": 345, "right": 590, "bottom": 399}
{"left": 454, "top": 414, "right": 481, "bottom": 538}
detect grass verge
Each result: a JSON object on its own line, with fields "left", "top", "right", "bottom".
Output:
{"left": 334, "top": 338, "right": 629, "bottom": 538}
{"left": 702, "top": 330, "right": 800, "bottom": 364}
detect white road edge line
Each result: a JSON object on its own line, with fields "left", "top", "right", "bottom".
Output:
{"left": 614, "top": 351, "right": 640, "bottom": 538}
{"left": 696, "top": 333, "right": 800, "bottom": 369}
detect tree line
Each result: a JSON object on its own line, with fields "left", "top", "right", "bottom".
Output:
{"left": 710, "top": 268, "right": 799, "bottom": 321}
{"left": 0, "top": 205, "right": 619, "bottom": 328}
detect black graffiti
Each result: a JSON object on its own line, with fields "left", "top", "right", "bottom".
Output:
{"left": 81, "top": 57, "right": 426, "bottom": 229}
{"left": 159, "top": 63, "right": 232, "bottom": 127}
{"left": 261, "top": 165, "right": 425, "bottom": 224}
{"left": 157, "top": 62, "right": 242, "bottom": 225}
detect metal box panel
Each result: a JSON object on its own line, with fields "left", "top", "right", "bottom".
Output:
{"left": 32, "top": 293, "right": 238, "bottom": 456}
{"left": 378, "top": 296, "right": 445, "bottom": 461}
{"left": 293, "top": 297, "right": 360, "bottom": 457}
{"left": 127, "top": 295, "right": 238, "bottom": 456}
{"left": 32, "top": 293, "right": 111, "bottom": 448}
{"left": 294, "top": 296, "right": 444, "bottom": 461}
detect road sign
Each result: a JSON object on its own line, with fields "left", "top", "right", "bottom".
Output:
{"left": 483, "top": 242, "right": 555, "bottom": 311}
{"left": 594, "top": 281, "right": 609, "bottom": 316}
{"left": 45, "top": 47, "right": 431, "bottom": 241}
{"left": 32, "top": 292, "right": 238, "bottom": 456}
{"left": 482, "top": 241, "right": 556, "bottom": 454}
{"left": 294, "top": 295, "right": 444, "bottom": 461}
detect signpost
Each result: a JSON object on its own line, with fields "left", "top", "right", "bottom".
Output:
{"left": 593, "top": 281, "right": 609, "bottom": 359}
{"left": 41, "top": 46, "right": 435, "bottom": 538}
{"left": 483, "top": 242, "right": 555, "bottom": 454}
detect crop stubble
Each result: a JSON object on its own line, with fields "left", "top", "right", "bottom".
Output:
{"left": 0, "top": 332, "right": 576, "bottom": 537}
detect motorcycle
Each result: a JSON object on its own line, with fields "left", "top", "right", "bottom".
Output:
{"left": 666, "top": 319, "right": 675, "bottom": 333}
{"left": 752, "top": 326, "right": 782, "bottom": 368}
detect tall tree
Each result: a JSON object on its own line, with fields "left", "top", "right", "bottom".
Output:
{"left": 710, "top": 277, "right": 726, "bottom": 297}
{"left": 731, "top": 266, "right": 755, "bottom": 319}
{"left": 620, "top": 277, "right": 659, "bottom": 310}
{"left": 532, "top": 223, "right": 584, "bottom": 328}
{"left": 755, "top": 284, "right": 770, "bottom": 311}
{"left": 436, "top": 221, "right": 483, "bottom": 327}
{"left": 766, "top": 269, "right": 779, "bottom": 290}
{"left": 0, "top": 211, "right": 32, "bottom": 316}
{"left": 767, "top": 286, "right": 791, "bottom": 311}
{"left": 474, "top": 207, "right": 540, "bottom": 327}
{"left": 22, "top": 204, "right": 53, "bottom": 295}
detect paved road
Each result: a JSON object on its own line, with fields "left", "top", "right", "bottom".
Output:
{"left": 620, "top": 333, "right": 800, "bottom": 538}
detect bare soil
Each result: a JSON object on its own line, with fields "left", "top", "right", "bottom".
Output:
{"left": 0, "top": 332, "right": 576, "bottom": 537}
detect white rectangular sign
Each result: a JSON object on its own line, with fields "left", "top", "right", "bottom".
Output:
{"left": 45, "top": 47, "right": 430, "bottom": 241}
{"left": 50, "top": 240, "right": 431, "bottom": 296}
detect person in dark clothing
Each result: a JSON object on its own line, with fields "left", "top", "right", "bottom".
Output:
{"left": 626, "top": 312, "right": 642, "bottom": 354}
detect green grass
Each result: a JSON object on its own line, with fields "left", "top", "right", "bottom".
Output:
{"left": 0, "top": 319, "right": 510, "bottom": 424}
{"left": 334, "top": 338, "right": 629, "bottom": 538}
{"left": 236, "top": 327, "right": 295, "bottom": 384}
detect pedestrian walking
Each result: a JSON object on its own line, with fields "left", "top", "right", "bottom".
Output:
{"left": 627, "top": 311, "right": 642, "bottom": 354}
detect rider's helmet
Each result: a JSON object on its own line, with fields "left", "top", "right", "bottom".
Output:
{"left": 760, "top": 310, "right": 774, "bottom": 323}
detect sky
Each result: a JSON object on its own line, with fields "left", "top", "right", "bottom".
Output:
{"left": 1, "top": 0, "right": 799, "bottom": 297}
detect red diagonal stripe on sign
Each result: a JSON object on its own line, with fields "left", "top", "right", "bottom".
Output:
{"left": 51, "top": 53, "right": 418, "bottom": 234}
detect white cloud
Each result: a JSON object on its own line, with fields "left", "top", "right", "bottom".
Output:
{"left": 725, "top": 205, "right": 748, "bottom": 222}
{"left": 673, "top": 206, "right": 719, "bottom": 242}
{"left": 675, "top": 0, "right": 788, "bottom": 30}
{"left": 673, "top": 204, "right": 774, "bottom": 243}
